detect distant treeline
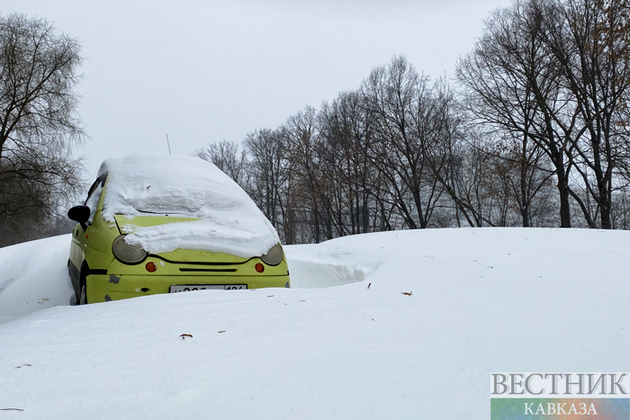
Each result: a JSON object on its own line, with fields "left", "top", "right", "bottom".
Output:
{"left": 197, "top": 0, "right": 630, "bottom": 244}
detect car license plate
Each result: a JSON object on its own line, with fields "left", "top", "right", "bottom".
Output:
{"left": 169, "top": 284, "right": 247, "bottom": 293}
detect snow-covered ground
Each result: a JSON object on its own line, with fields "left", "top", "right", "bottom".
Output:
{"left": 0, "top": 228, "right": 628, "bottom": 419}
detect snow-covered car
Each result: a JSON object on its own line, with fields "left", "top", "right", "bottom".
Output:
{"left": 67, "top": 153, "right": 290, "bottom": 304}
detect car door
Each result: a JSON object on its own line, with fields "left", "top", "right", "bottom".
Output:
{"left": 69, "top": 174, "right": 107, "bottom": 285}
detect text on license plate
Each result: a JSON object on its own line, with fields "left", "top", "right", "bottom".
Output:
{"left": 169, "top": 284, "right": 247, "bottom": 293}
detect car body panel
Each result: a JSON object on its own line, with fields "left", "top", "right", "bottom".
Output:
{"left": 85, "top": 272, "right": 290, "bottom": 303}
{"left": 114, "top": 214, "right": 200, "bottom": 230}
{"left": 68, "top": 189, "right": 119, "bottom": 294}
{"left": 106, "top": 252, "right": 289, "bottom": 276}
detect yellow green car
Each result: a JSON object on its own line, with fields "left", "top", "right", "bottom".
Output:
{"left": 67, "top": 153, "right": 290, "bottom": 304}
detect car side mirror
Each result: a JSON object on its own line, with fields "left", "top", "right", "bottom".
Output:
{"left": 68, "top": 205, "right": 90, "bottom": 229}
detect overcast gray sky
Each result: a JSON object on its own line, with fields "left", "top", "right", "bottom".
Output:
{"left": 6, "top": 0, "right": 513, "bottom": 178}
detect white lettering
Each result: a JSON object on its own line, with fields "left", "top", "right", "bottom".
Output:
{"left": 524, "top": 402, "right": 600, "bottom": 416}
{"left": 578, "top": 403, "right": 587, "bottom": 415}
{"left": 524, "top": 403, "right": 534, "bottom": 415}
{"left": 557, "top": 403, "right": 567, "bottom": 415}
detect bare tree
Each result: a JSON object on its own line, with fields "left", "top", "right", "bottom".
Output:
{"left": 0, "top": 13, "right": 85, "bottom": 246}
{"left": 457, "top": 0, "right": 578, "bottom": 227}
{"left": 419, "top": 84, "right": 496, "bottom": 228}
{"left": 318, "top": 90, "right": 380, "bottom": 235}
{"left": 282, "top": 106, "right": 330, "bottom": 242}
{"left": 543, "top": 0, "right": 630, "bottom": 228}
{"left": 362, "top": 56, "right": 444, "bottom": 229}
{"left": 195, "top": 140, "right": 249, "bottom": 187}
{"left": 243, "top": 128, "right": 294, "bottom": 243}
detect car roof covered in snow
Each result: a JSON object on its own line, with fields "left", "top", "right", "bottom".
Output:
{"left": 96, "top": 153, "right": 279, "bottom": 258}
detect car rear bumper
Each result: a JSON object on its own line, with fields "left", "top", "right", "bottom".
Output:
{"left": 85, "top": 273, "right": 291, "bottom": 303}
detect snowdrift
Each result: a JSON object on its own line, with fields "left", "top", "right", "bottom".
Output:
{"left": 0, "top": 228, "right": 628, "bottom": 419}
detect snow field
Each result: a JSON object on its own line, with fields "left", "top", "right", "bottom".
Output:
{"left": 0, "top": 228, "right": 628, "bottom": 419}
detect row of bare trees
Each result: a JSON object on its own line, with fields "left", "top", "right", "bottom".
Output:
{"left": 197, "top": 58, "right": 557, "bottom": 244}
{"left": 459, "top": 0, "right": 630, "bottom": 230}
{"left": 4, "top": 1, "right": 628, "bottom": 246}
{"left": 197, "top": 0, "right": 630, "bottom": 244}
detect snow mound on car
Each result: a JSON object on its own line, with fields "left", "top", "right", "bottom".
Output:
{"left": 98, "top": 153, "right": 279, "bottom": 257}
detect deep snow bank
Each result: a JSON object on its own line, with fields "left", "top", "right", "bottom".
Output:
{"left": 0, "top": 228, "right": 628, "bottom": 419}
{"left": 0, "top": 234, "right": 75, "bottom": 323}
